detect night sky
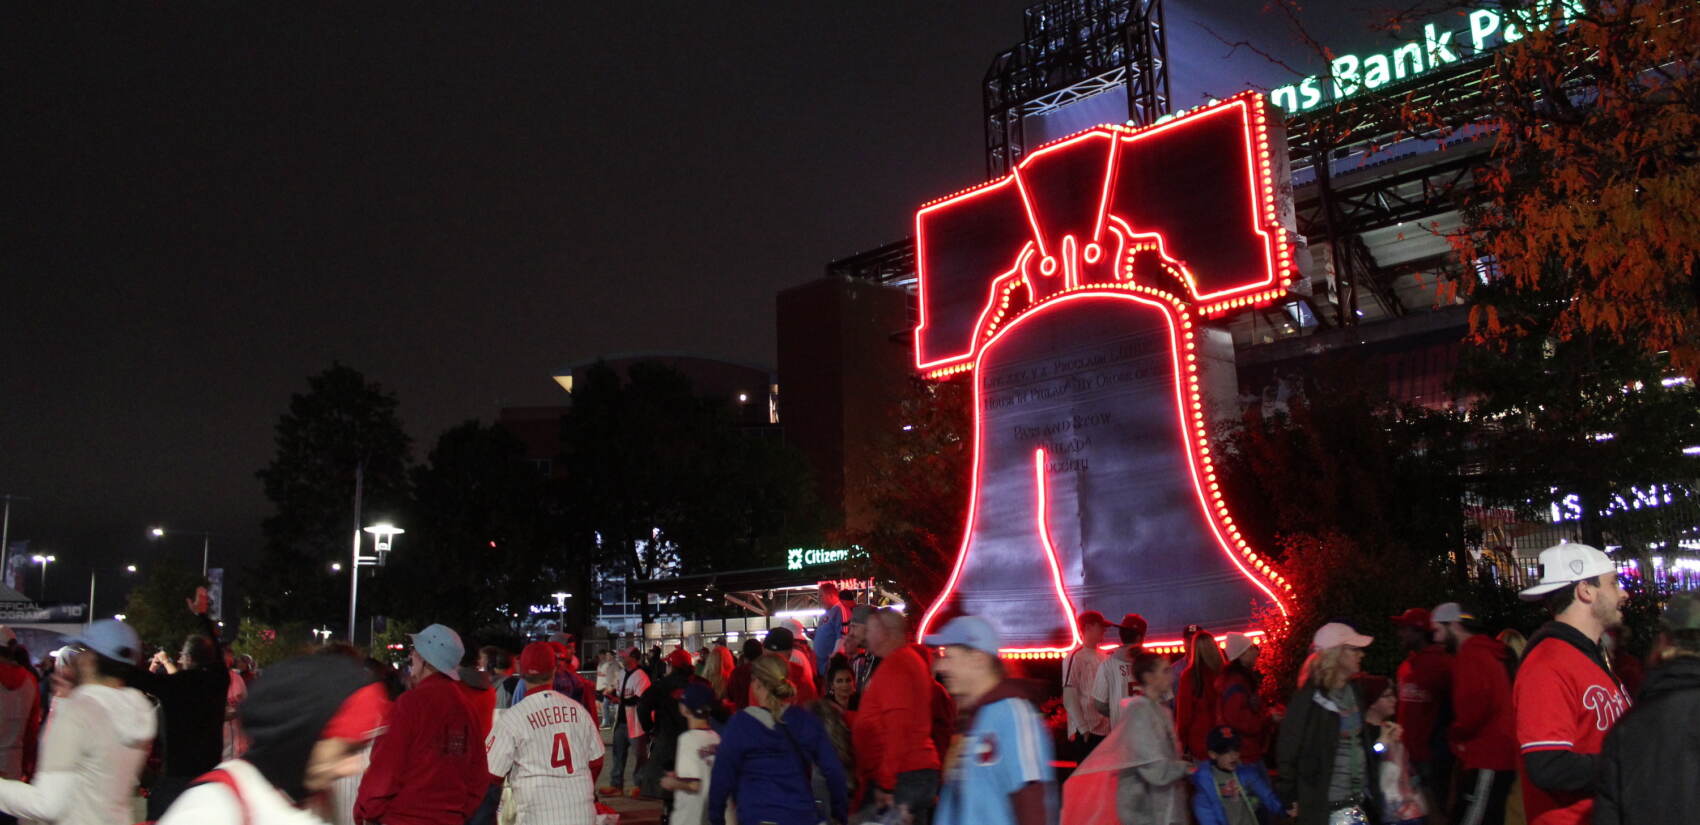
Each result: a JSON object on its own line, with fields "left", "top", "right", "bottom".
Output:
{"left": 4, "top": 2, "right": 1388, "bottom": 596}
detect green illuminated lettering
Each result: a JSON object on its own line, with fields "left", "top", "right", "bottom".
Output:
{"left": 1425, "top": 23, "right": 1457, "bottom": 67}
{"left": 1330, "top": 55, "right": 1361, "bottom": 98}
{"left": 1271, "top": 85, "right": 1300, "bottom": 114}
{"left": 1392, "top": 42, "right": 1423, "bottom": 79}
{"left": 1299, "top": 76, "right": 1322, "bottom": 109}
{"left": 1363, "top": 54, "right": 1391, "bottom": 89}
{"left": 1469, "top": 10, "right": 1501, "bottom": 52}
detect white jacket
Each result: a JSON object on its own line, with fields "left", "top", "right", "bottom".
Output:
{"left": 158, "top": 758, "right": 329, "bottom": 825}
{"left": 0, "top": 683, "right": 156, "bottom": 825}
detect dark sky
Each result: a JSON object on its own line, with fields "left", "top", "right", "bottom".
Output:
{"left": 4, "top": 1, "right": 1396, "bottom": 595}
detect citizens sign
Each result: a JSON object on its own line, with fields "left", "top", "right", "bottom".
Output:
{"left": 913, "top": 92, "right": 1296, "bottom": 653}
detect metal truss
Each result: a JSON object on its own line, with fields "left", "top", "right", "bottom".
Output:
{"left": 984, "top": 0, "right": 1169, "bottom": 177}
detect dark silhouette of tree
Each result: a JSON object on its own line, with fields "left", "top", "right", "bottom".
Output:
{"left": 371, "top": 421, "right": 560, "bottom": 637}
{"left": 835, "top": 376, "right": 971, "bottom": 612}
{"left": 123, "top": 559, "right": 207, "bottom": 652}
{"left": 251, "top": 364, "right": 410, "bottom": 625}
{"left": 559, "top": 361, "right": 824, "bottom": 622}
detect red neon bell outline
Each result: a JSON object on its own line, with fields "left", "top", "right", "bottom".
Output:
{"left": 913, "top": 92, "right": 1294, "bottom": 374}
{"left": 915, "top": 288, "right": 1293, "bottom": 655}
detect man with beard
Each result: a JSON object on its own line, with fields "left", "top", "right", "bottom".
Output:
{"left": 1513, "top": 543, "right": 1632, "bottom": 825}
{"left": 1433, "top": 603, "right": 1517, "bottom": 825}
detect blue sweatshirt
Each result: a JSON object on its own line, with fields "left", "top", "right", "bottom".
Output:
{"left": 1189, "top": 760, "right": 1284, "bottom": 825}
{"left": 708, "top": 705, "right": 848, "bottom": 825}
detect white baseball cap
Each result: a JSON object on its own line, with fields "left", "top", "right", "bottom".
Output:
{"left": 1223, "top": 632, "right": 1255, "bottom": 662}
{"left": 1311, "top": 622, "right": 1373, "bottom": 651}
{"left": 1519, "top": 542, "right": 1616, "bottom": 600}
{"left": 1431, "top": 603, "right": 1471, "bottom": 624}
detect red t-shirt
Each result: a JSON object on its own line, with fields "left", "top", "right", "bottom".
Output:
{"left": 1395, "top": 645, "right": 1453, "bottom": 764}
{"left": 1514, "top": 632, "right": 1632, "bottom": 825}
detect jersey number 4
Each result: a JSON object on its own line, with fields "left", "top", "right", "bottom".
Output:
{"left": 550, "top": 732, "right": 575, "bottom": 773}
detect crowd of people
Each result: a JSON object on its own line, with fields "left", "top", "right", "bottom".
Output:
{"left": 0, "top": 545, "right": 1686, "bottom": 825}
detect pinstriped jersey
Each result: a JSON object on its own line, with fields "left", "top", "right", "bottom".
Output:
{"left": 937, "top": 695, "right": 1055, "bottom": 825}
{"left": 487, "top": 688, "right": 605, "bottom": 825}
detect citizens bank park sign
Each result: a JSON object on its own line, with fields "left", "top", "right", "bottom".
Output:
{"left": 1266, "top": 1, "right": 1584, "bottom": 115}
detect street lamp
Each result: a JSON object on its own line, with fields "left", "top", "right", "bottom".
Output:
{"left": 348, "top": 523, "right": 405, "bottom": 644}
{"left": 552, "top": 591, "right": 571, "bottom": 632}
{"left": 147, "top": 526, "right": 213, "bottom": 578}
{"left": 30, "top": 554, "right": 54, "bottom": 600}
{"left": 87, "top": 564, "right": 139, "bottom": 629}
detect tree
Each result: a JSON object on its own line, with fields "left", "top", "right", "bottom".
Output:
{"left": 252, "top": 364, "right": 410, "bottom": 625}
{"left": 370, "top": 421, "right": 559, "bottom": 638}
{"left": 558, "top": 361, "right": 825, "bottom": 622}
{"left": 835, "top": 376, "right": 971, "bottom": 612}
{"left": 123, "top": 560, "right": 208, "bottom": 652}
{"left": 1444, "top": 0, "right": 1700, "bottom": 376}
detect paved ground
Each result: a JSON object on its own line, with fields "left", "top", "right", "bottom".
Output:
{"left": 594, "top": 725, "right": 665, "bottom": 825}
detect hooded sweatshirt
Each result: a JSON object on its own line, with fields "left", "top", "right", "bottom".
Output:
{"left": 0, "top": 661, "right": 41, "bottom": 779}
{"left": 1595, "top": 655, "right": 1700, "bottom": 825}
{"left": 0, "top": 682, "right": 157, "bottom": 825}
{"left": 1514, "top": 621, "right": 1632, "bottom": 825}
{"left": 1449, "top": 633, "right": 1517, "bottom": 771}
{"left": 157, "top": 655, "right": 373, "bottom": 825}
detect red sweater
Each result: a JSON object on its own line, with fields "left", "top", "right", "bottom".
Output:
{"left": 1214, "top": 665, "right": 1271, "bottom": 764}
{"left": 851, "top": 645, "right": 941, "bottom": 791}
{"left": 1175, "top": 665, "right": 1220, "bottom": 759}
{"left": 1449, "top": 634, "right": 1518, "bottom": 771}
{"left": 356, "top": 673, "right": 487, "bottom": 825}
{"left": 1395, "top": 645, "right": 1453, "bottom": 764}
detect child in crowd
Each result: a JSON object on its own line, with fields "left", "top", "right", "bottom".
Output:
{"left": 1190, "top": 727, "right": 1284, "bottom": 825}
{"left": 662, "top": 683, "right": 724, "bottom": 825}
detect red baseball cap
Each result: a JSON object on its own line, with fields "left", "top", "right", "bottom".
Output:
{"left": 665, "top": 649, "right": 693, "bottom": 669}
{"left": 520, "top": 642, "right": 558, "bottom": 676}
{"left": 1389, "top": 608, "right": 1432, "bottom": 629}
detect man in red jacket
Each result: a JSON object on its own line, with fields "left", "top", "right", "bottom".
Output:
{"left": 356, "top": 623, "right": 487, "bottom": 825}
{"left": 1434, "top": 602, "right": 1518, "bottom": 825}
{"left": 1391, "top": 605, "right": 1453, "bottom": 813}
{"left": 1513, "top": 543, "right": 1631, "bottom": 825}
{"left": 853, "top": 609, "right": 942, "bottom": 824}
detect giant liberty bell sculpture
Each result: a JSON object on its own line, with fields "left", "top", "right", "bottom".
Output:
{"left": 913, "top": 93, "right": 1296, "bottom": 653}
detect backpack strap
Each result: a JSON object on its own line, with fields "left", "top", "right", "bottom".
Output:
{"left": 191, "top": 768, "right": 252, "bottom": 825}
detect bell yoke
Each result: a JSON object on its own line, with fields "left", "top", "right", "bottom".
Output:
{"left": 912, "top": 93, "right": 1297, "bottom": 652}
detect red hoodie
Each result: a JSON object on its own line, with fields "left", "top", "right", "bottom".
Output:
{"left": 1176, "top": 664, "right": 1220, "bottom": 758}
{"left": 852, "top": 645, "right": 942, "bottom": 791}
{"left": 1214, "top": 664, "right": 1271, "bottom": 764}
{"left": 0, "top": 663, "right": 40, "bottom": 780}
{"left": 1449, "top": 634, "right": 1517, "bottom": 771}
{"left": 1395, "top": 644, "right": 1453, "bottom": 764}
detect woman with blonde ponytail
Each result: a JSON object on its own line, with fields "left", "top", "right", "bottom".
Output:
{"left": 708, "top": 657, "right": 848, "bottom": 825}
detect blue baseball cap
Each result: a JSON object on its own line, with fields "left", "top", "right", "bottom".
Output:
{"left": 680, "top": 681, "right": 717, "bottom": 713}
{"left": 408, "top": 624, "right": 465, "bottom": 680}
{"left": 66, "top": 619, "right": 143, "bottom": 666}
{"left": 924, "top": 615, "right": 1002, "bottom": 656}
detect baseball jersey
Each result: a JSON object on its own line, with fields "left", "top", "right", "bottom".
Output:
{"left": 487, "top": 689, "right": 605, "bottom": 825}
{"left": 1087, "top": 649, "right": 1138, "bottom": 727}
{"left": 1513, "top": 631, "right": 1631, "bottom": 825}
{"left": 621, "top": 668, "right": 652, "bottom": 739}
{"left": 1061, "top": 646, "right": 1108, "bottom": 737}
{"left": 668, "top": 728, "right": 721, "bottom": 825}
{"left": 937, "top": 695, "right": 1054, "bottom": 825}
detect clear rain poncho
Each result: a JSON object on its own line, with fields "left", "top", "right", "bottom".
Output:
{"left": 1062, "top": 693, "right": 1193, "bottom": 825}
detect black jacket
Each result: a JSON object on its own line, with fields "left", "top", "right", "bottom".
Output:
{"left": 1595, "top": 656, "right": 1700, "bottom": 825}
{"left": 1276, "top": 685, "right": 1383, "bottom": 825}
{"left": 134, "top": 613, "right": 230, "bottom": 777}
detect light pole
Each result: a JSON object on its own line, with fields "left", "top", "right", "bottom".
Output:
{"left": 148, "top": 527, "right": 213, "bottom": 578}
{"left": 0, "top": 494, "right": 28, "bottom": 587}
{"left": 87, "top": 564, "right": 139, "bottom": 629}
{"left": 31, "top": 554, "right": 54, "bottom": 601}
{"left": 350, "top": 522, "right": 403, "bottom": 643}
{"left": 552, "top": 591, "right": 571, "bottom": 633}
